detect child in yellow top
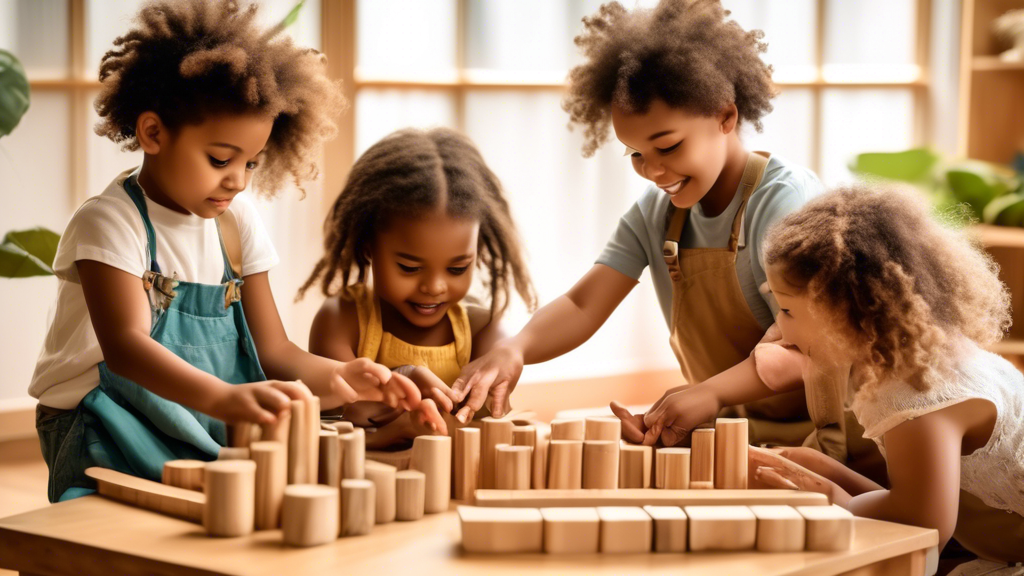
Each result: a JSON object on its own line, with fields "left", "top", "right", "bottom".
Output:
{"left": 299, "top": 128, "right": 537, "bottom": 447}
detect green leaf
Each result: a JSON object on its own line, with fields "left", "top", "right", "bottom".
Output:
{"left": 0, "top": 49, "right": 30, "bottom": 138}
{"left": 983, "top": 192, "right": 1024, "bottom": 226}
{"left": 279, "top": 0, "right": 305, "bottom": 28}
{"left": 0, "top": 227, "right": 60, "bottom": 278}
{"left": 946, "top": 168, "right": 1010, "bottom": 221}
{"left": 850, "top": 148, "right": 940, "bottom": 183}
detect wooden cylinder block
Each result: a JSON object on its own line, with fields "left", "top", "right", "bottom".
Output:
{"left": 339, "top": 479, "right": 375, "bottom": 537}
{"left": 409, "top": 435, "right": 451, "bottom": 514}
{"left": 288, "top": 399, "right": 308, "bottom": 484}
{"left": 549, "top": 418, "right": 585, "bottom": 441}
{"left": 306, "top": 396, "right": 321, "bottom": 485}
{"left": 532, "top": 430, "right": 549, "bottom": 490}
{"left": 584, "top": 417, "right": 621, "bottom": 442}
{"left": 618, "top": 444, "right": 652, "bottom": 489}
{"left": 324, "top": 420, "right": 355, "bottom": 434}
{"left": 251, "top": 441, "right": 286, "bottom": 530}
{"left": 218, "top": 447, "right": 250, "bottom": 461}
{"left": 512, "top": 425, "right": 536, "bottom": 448}
{"left": 260, "top": 409, "right": 290, "bottom": 446}
{"left": 661, "top": 448, "right": 691, "bottom": 489}
{"left": 547, "top": 440, "right": 583, "bottom": 489}
{"left": 364, "top": 460, "right": 397, "bottom": 524}
{"left": 495, "top": 445, "right": 532, "bottom": 490}
{"left": 318, "top": 429, "right": 340, "bottom": 488}
{"left": 339, "top": 428, "right": 366, "bottom": 480}
{"left": 690, "top": 428, "right": 715, "bottom": 486}
{"left": 714, "top": 418, "right": 748, "bottom": 489}
{"left": 203, "top": 460, "right": 256, "bottom": 537}
{"left": 228, "top": 423, "right": 253, "bottom": 449}
{"left": 454, "top": 428, "right": 480, "bottom": 501}
{"left": 162, "top": 460, "right": 204, "bottom": 491}
{"left": 281, "top": 484, "right": 339, "bottom": 547}
{"left": 582, "top": 440, "right": 619, "bottom": 489}
{"left": 480, "top": 418, "right": 513, "bottom": 489}
{"left": 395, "top": 470, "right": 426, "bottom": 521}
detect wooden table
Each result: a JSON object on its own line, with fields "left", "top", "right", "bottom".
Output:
{"left": 0, "top": 495, "right": 938, "bottom": 576}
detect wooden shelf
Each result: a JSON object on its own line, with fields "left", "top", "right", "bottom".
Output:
{"left": 973, "top": 56, "right": 1024, "bottom": 71}
{"left": 973, "top": 224, "right": 1024, "bottom": 249}
{"left": 989, "top": 339, "right": 1024, "bottom": 356}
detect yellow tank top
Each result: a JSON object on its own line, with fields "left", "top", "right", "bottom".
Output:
{"left": 348, "top": 284, "right": 472, "bottom": 385}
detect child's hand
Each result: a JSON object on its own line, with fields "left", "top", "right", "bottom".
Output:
{"left": 749, "top": 445, "right": 851, "bottom": 506}
{"left": 451, "top": 343, "right": 524, "bottom": 423}
{"left": 207, "top": 380, "right": 313, "bottom": 426}
{"left": 394, "top": 365, "right": 457, "bottom": 414}
{"left": 640, "top": 385, "right": 721, "bottom": 446}
{"left": 610, "top": 401, "right": 649, "bottom": 444}
{"left": 330, "top": 358, "right": 421, "bottom": 411}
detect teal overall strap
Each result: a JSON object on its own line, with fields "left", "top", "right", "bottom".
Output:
{"left": 122, "top": 175, "right": 161, "bottom": 274}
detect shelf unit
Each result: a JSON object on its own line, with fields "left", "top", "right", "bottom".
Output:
{"left": 974, "top": 225, "right": 1024, "bottom": 369}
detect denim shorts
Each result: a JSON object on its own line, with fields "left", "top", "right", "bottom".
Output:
{"left": 35, "top": 404, "right": 92, "bottom": 503}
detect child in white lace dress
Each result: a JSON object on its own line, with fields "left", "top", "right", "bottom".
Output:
{"left": 753, "top": 185, "right": 1024, "bottom": 571}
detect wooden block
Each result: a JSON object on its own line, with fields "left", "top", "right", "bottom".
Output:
{"left": 455, "top": 428, "right": 481, "bottom": 501}
{"left": 583, "top": 440, "right": 619, "bottom": 489}
{"left": 339, "top": 478, "right": 375, "bottom": 536}
{"left": 751, "top": 505, "right": 806, "bottom": 552}
{"left": 474, "top": 488, "right": 830, "bottom": 508}
{"left": 550, "top": 418, "right": 585, "bottom": 441}
{"left": 689, "top": 481, "right": 714, "bottom": 490}
{"left": 532, "top": 430, "right": 549, "bottom": 490}
{"left": 584, "top": 416, "right": 621, "bottom": 442}
{"left": 281, "top": 484, "right": 339, "bottom": 547}
{"left": 395, "top": 469, "right": 426, "bottom": 521}
{"left": 458, "top": 506, "right": 543, "bottom": 553}
{"left": 512, "top": 425, "right": 536, "bottom": 448}
{"left": 597, "top": 506, "right": 652, "bottom": 553}
{"left": 540, "top": 507, "right": 600, "bottom": 553}
{"left": 366, "top": 448, "right": 411, "bottom": 471}
{"left": 714, "top": 418, "right": 748, "bottom": 489}
{"left": 203, "top": 460, "right": 256, "bottom": 537}
{"left": 495, "top": 445, "right": 532, "bottom": 490}
{"left": 86, "top": 467, "right": 205, "bottom": 523}
{"left": 323, "top": 420, "right": 354, "bottom": 433}
{"left": 797, "top": 504, "right": 854, "bottom": 551}
{"left": 307, "top": 396, "right": 321, "bottom": 485}
{"left": 661, "top": 447, "right": 691, "bottom": 489}
{"left": 655, "top": 448, "right": 666, "bottom": 488}
{"left": 409, "top": 435, "right": 451, "bottom": 514}
{"left": 546, "top": 440, "right": 583, "bottom": 489}
{"left": 619, "top": 443, "right": 652, "bottom": 489}
{"left": 260, "top": 408, "right": 290, "bottom": 446}
{"left": 162, "top": 460, "right": 204, "bottom": 491}
{"left": 480, "top": 417, "right": 514, "bottom": 489}
{"left": 317, "top": 429, "right": 341, "bottom": 488}
{"left": 251, "top": 441, "right": 286, "bottom": 530}
{"left": 684, "top": 505, "right": 756, "bottom": 551}
{"left": 644, "top": 505, "right": 688, "bottom": 552}
{"left": 288, "top": 399, "right": 308, "bottom": 484}
{"left": 228, "top": 423, "right": 253, "bottom": 449}
{"left": 363, "top": 460, "right": 397, "bottom": 524}
{"left": 339, "top": 428, "right": 365, "bottom": 480}
{"left": 217, "top": 447, "right": 250, "bottom": 461}
{"left": 690, "top": 428, "right": 715, "bottom": 486}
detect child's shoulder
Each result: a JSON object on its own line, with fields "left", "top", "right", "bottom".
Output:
{"left": 757, "top": 154, "right": 824, "bottom": 200}
{"left": 310, "top": 292, "right": 362, "bottom": 356}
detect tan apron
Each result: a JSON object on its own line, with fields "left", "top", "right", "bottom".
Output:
{"left": 663, "top": 151, "right": 882, "bottom": 480}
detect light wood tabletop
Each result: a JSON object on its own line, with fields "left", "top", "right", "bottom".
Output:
{"left": 0, "top": 495, "right": 938, "bottom": 576}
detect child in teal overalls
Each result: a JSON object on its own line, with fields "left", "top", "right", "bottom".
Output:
{"left": 28, "top": 0, "right": 445, "bottom": 502}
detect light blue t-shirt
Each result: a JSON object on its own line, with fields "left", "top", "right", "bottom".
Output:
{"left": 596, "top": 154, "right": 824, "bottom": 330}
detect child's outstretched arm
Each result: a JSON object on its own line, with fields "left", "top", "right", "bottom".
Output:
{"left": 78, "top": 261, "right": 310, "bottom": 425}
{"left": 452, "top": 264, "right": 637, "bottom": 423}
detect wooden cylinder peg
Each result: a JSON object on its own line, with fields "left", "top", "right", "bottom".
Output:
{"left": 251, "top": 441, "right": 286, "bottom": 530}
{"left": 339, "top": 427, "right": 366, "bottom": 480}
{"left": 480, "top": 417, "right": 514, "bottom": 489}
{"left": 690, "top": 428, "right": 715, "bottom": 487}
{"left": 582, "top": 440, "right": 619, "bottom": 489}
{"left": 228, "top": 423, "right": 253, "bottom": 449}
{"left": 395, "top": 470, "right": 426, "bottom": 521}
{"left": 318, "top": 429, "right": 341, "bottom": 488}
{"left": 495, "top": 445, "right": 532, "bottom": 490}
{"left": 409, "top": 435, "right": 451, "bottom": 514}
{"left": 203, "top": 460, "right": 256, "bottom": 537}
{"left": 364, "top": 460, "right": 397, "bottom": 524}
{"left": 550, "top": 418, "right": 585, "bottom": 441}
{"left": 281, "top": 484, "right": 339, "bottom": 547}
{"left": 162, "top": 460, "right": 204, "bottom": 491}
{"left": 547, "top": 440, "right": 583, "bottom": 490}
{"left": 584, "top": 417, "right": 621, "bottom": 442}
{"left": 661, "top": 447, "right": 691, "bottom": 489}
{"left": 339, "top": 479, "right": 375, "bottom": 537}
{"left": 454, "top": 428, "right": 480, "bottom": 501}
{"left": 618, "top": 444, "right": 652, "bottom": 489}
{"left": 714, "top": 418, "right": 748, "bottom": 489}
{"left": 288, "top": 399, "right": 308, "bottom": 484}
{"left": 533, "top": 430, "right": 549, "bottom": 490}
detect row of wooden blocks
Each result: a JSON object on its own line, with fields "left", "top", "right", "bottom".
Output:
{"left": 456, "top": 416, "right": 748, "bottom": 498}
{"left": 458, "top": 504, "right": 854, "bottom": 554}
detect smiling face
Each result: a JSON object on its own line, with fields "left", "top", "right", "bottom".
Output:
{"left": 370, "top": 210, "right": 480, "bottom": 330}
{"left": 137, "top": 112, "right": 274, "bottom": 218}
{"left": 611, "top": 99, "right": 737, "bottom": 210}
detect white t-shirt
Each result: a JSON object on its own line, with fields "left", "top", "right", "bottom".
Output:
{"left": 29, "top": 168, "right": 280, "bottom": 409}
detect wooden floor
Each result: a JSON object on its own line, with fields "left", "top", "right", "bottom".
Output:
{"left": 0, "top": 438, "right": 50, "bottom": 576}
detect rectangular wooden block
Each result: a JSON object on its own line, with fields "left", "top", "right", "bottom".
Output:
{"left": 798, "top": 504, "right": 854, "bottom": 551}
{"left": 455, "top": 428, "right": 481, "bottom": 501}
{"left": 458, "top": 506, "right": 543, "bottom": 553}
{"left": 474, "top": 489, "right": 829, "bottom": 509}
{"left": 619, "top": 444, "right": 652, "bottom": 489}
{"left": 714, "top": 418, "right": 748, "bottom": 489}
{"left": 541, "top": 507, "right": 600, "bottom": 553}
{"left": 685, "top": 505, "right": 756, "bottom": 552}
{"left": 751, "top": 505, "right": 806, "bottom": 552}
{"left": 597, "top": 506, "right": 652, "bottom": 553}
{"left": 643, "top": 505, "right": 688, "bottom": 553}
{"left": 480, "top": 418, "right": 514, "bottom": 490}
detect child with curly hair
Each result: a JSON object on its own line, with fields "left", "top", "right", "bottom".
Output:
{"left": 740, "top": 185, "right": 1024, "bottom": 567}
{"left": 452, "top": 0, "right": 857, "bottom": 464}
{"left": 299, "top": 127, "right": 536, "bottom": 448}
{"left": 29, "top": 0, "right": 441, "bottom": 502}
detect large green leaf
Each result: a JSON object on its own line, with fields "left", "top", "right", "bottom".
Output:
{"left": 946, "top": 167, "right": 1012, "bottom": 221}
{"left": 850, "top": 148, "right": 940, "bottom": 183}
{"left": 0, "top": 49, "right": 30, "bottom": 138}
{"left": 279, "top": 0, "right": 306, "bottom": 28}
{"left": 0, "top": 228, "right": 60, "bottom": 278}
{"left": 983, "top": 192, "right": 1024, "bottom": 226}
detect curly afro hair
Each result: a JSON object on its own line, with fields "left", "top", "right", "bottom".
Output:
{"left": 94, "top": 0, "right": 345, "bottom": 197}
{"left": 563, "top": 0, "right": 777, "bottom": 157}
{"left": 764, "top": 185, "right": 1011, "bottom": 396}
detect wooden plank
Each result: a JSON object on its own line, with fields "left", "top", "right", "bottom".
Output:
{"left": 85, "top": 467, "right": 204, "bottom": 523}
{"left": 473, "top": 489, "right": 829, "bottom": 509}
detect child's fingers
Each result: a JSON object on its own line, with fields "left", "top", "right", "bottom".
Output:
{"left": 431, "top": 387, "right": 454, "bottom": 414}
{"left": 488, "top": 380, "right": 511, "bottom": 418}
{"left": 254, "top": 384, "right": 295, "bottom": 415}
{"left": 269, "top": 380, "right": 313, "bottom": 402}
{"left": 386, "top": 372, "right": 421, "bottom": 411}
{"left": 753, "top": 466, "right": 800, "bottom": 490}
{"left": 457, "top": 374, "right": 494, "bottom": 423}
{"left": 355, "top": 359, "right": 391, "bottom": 388}
{"left": 416, "top": 399, "right": 447, "bottom": 435}
{"left": 329, "top": 371, "right": 360, "bottom": 405}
